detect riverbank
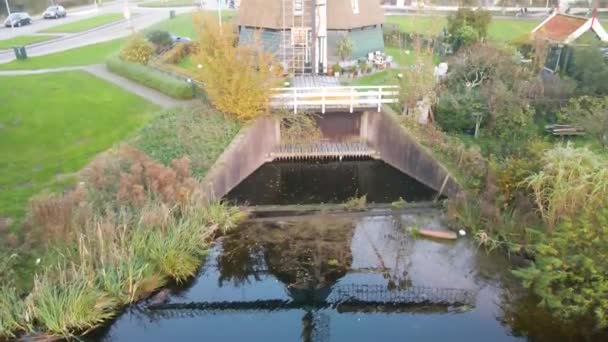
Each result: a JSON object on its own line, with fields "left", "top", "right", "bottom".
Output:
{"left": 0, "top": 105, "right": 245, "bottom": 340}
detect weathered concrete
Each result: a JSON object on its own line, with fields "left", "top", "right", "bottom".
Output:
{"left": 362, "top": 109, "right": 461, "bottom": 197}
{"left": 202, "top": 116, "right": 280, "bottom": 200}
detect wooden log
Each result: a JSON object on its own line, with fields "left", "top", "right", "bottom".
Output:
{"left": 418, "top": 229, "right": 458, "bottom": 240}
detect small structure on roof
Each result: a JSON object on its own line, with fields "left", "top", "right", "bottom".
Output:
{"left": 532, "top": 11, "right": 608, "bottom": 72}
{"left": 237, "top": 0, "right": 385, "bottom": 75}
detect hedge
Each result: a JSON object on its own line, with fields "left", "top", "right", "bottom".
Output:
{"left": 106, "top": 56, "right": 194, "bottom": 99}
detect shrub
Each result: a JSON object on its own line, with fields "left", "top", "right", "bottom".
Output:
{"left": 193, "top": 13, "right": 278, "bottom": 121}
{"left": 159, "top": 42, "right": 193, "bottom": 64}
{"left": 106, "top": 56, "right": 194, "bottom": 99}
{"left": 337, "top": 36, "right": 354, "bottom": 61}
{"left": 146, "top": 30, "right": 173, "bottom": 50}
{"left": 513, "top": 207, "right": 608, "bottom": 328}
{"left": 120, "top": 34, "right": 154, "bottom": 65}
{"left": 435, "top": 90, "right": 485, "bottom": 132}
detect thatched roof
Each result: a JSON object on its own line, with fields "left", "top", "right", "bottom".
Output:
{"left": 237, "top": 0, "right": 384, "bottom": 30}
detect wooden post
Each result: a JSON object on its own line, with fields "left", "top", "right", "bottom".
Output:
{"left": 321, "top": 87, "right": 326, "bottom": 114}
{"left": 293, "top": 88, "right": 298, "bottom": 114}
{"left": 350, "top": 87, "right": 354, "bottom": 113}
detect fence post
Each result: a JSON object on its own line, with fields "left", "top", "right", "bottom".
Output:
{"left": 293, "top": 88, "right": 298, "bottom": 114}
{"left": 350, "top": 87, "right": 354, "bottom": 113}
{"left": 321, "top": 87, "right": 326, "bottom": 114}
{"left": 377, "top": 86, "right": 382, "bottom": 112}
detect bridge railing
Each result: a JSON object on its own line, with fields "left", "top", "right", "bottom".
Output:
{"left": 270, "top": 85, "right": 400, "bottom": 114}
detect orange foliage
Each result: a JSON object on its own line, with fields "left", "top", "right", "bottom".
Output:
{"left": 193, "top": 13, "right": 279, "bottom": 121}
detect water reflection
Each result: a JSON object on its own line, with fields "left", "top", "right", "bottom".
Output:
{"left": 95, "top": 212, "right": 527, "bottom": 342}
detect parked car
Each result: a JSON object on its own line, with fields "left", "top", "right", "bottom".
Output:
{"left": 171, "top": 34, "right": 191, "bottom": 43}
{"left": 3, "top": 13, "right": 32, "bottom": 27}
{"left": 43, "top": 6, "right": 67, "bottom": 19}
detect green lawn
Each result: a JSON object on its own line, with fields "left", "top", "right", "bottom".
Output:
{"left": 147, "top": 11, "right": 237, "bottom": 38}
{"left": 0, "top": 35, "right": 57, "bottom": 50}
{"left": 0, "top": 39, "right": 123, "bottom": 70}
{"left": 386, "top": 16, "right": 540, "bottom": 42}
{"left": 42, "top": 13, "right": 124, "bottom": 33}
{"left": 0, "top": 71, "right": 159, "bottom": 221}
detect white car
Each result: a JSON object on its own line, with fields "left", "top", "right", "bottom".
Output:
{"left": 43, "top": 6, "right": 67, "bottom": 19}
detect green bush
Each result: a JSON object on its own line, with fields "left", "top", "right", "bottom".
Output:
{"left": 435, "top": 90, "right": 485, "bottom": 133}
{"left": 146, "top": 30, "right": 173, "bottom": 50}
{"left": 106, "top": 56, "right": 194, "bottom": 99}
{"left": 120, "top": 34, "right": 154, "bottom": 65}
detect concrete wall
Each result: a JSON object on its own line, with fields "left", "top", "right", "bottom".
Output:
{"left": 362, "top": 110, "right": 461, "bottom": 198}
{"left": 202, "top": 116, "right": 280, "bottom": 200}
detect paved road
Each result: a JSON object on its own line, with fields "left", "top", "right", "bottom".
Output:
{"left": 0, "top": 1, "right": 123, "bottom": 40}
{"left": 0, "top": 5, "right": 194, "bottom": 64}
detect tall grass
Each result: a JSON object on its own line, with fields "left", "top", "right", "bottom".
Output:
{"left": 0, "top": 146, "right": 245, "bottom": 339}
{"left": 524, "top": 143, "right": 608, "bottom": 231}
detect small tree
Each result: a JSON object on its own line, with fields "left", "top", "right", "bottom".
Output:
{"left": 446, "top": 8, "right": 492, "bottom": 51}
{"left": 120, "top": 34, "right": 154, "bottom": 65}
{"left": 398, "top": 39, "right": 437, "bottom": 116}
{"left": 193, "top": 13, "right": 278, "bottom": 121}
{"left": 566, "top": 43, "right": 608, "bottom": 96}
{"left": 337, "top": 36, "right": 354, "bottom": 61}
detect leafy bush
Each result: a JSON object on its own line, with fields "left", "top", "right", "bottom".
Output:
{"left": 146, "top": 30, "right": 173, "bottom": 50}
{"left": 120, "top": 34, "right": 154, "bottom": 65}
{"left": 159, "top": 42, "right": 194, "bottom": 64}
{"left": 513, "top": 207, "right": 608, "bottom": 328}
{"left": 337, "top": 36, "right": 354, "bottom": 61}
{"left": 446, "top": 8, "right": 491, "bottom": 51}
{"left": 566, "top": 43, "right": 608, "bottom": 96}
{"left": 106, "top": 56, "right": 194, "bottom": 99}
{"left": 194, "top": 13, "right": 278, "bottom": 121}
{"left": 435, "top": 90, "right": 485, "bottom": 132}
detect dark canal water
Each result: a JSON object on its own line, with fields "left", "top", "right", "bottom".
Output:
{"left": 91, "top": 160, "right": 606, "bottom": 341}
{"left": 226, "top": 160, "right": 437, "bottom": 205}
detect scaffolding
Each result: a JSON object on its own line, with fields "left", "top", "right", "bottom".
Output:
{"left": 282, "top": 0, "right": 313, "bottom": 74}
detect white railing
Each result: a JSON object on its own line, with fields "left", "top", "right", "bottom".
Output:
{"left": 270, "top": 85, "right": 400, "bottom": 114}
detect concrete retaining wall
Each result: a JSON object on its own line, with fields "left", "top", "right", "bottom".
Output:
{"left": 362, "top": 109, "right": 461, "bottom": 197}
{"left": 202, "top": 116, "right": 280, "bottom": 200}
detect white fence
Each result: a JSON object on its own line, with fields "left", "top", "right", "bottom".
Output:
{"left": 270, "top": 85, "right": 400, "bottom": 114}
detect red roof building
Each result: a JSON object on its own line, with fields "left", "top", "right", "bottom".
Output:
{"left": 532, "top": 12, "right": 608, "bottom": 44}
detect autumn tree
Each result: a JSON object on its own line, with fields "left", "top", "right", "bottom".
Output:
{"left": 193, "top": 13, "right": 279, "bottom": 122}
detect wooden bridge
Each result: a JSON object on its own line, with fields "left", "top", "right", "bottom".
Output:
{"left": 270, "top": 141, "right": 378, "bottom": 161}
{"left": 270, "top": 85, "right": 400, "bottom": 114}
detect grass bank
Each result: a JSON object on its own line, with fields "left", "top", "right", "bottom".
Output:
{"left": 0, "top": 35, "right": 57, "bottom": 50}
{"left": 42, "top": 13, "right": 124, "bottom": 33}
{"left": 146, "top": 11, "right": 237, "bottom": 38}
{"left": 0, "top": 39, "right": 123, "bottom": 70}
{"left": 0, "top": 105, "right": 244, "bottom": 339}
{"left": 386, "top": 15, "right": 540, "bottom": 42}
{"left": 106, "top": 56, "right": 194, "bottom": 99}
{"left": 0, "top": 71, "right": 159, "bottom": 221}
